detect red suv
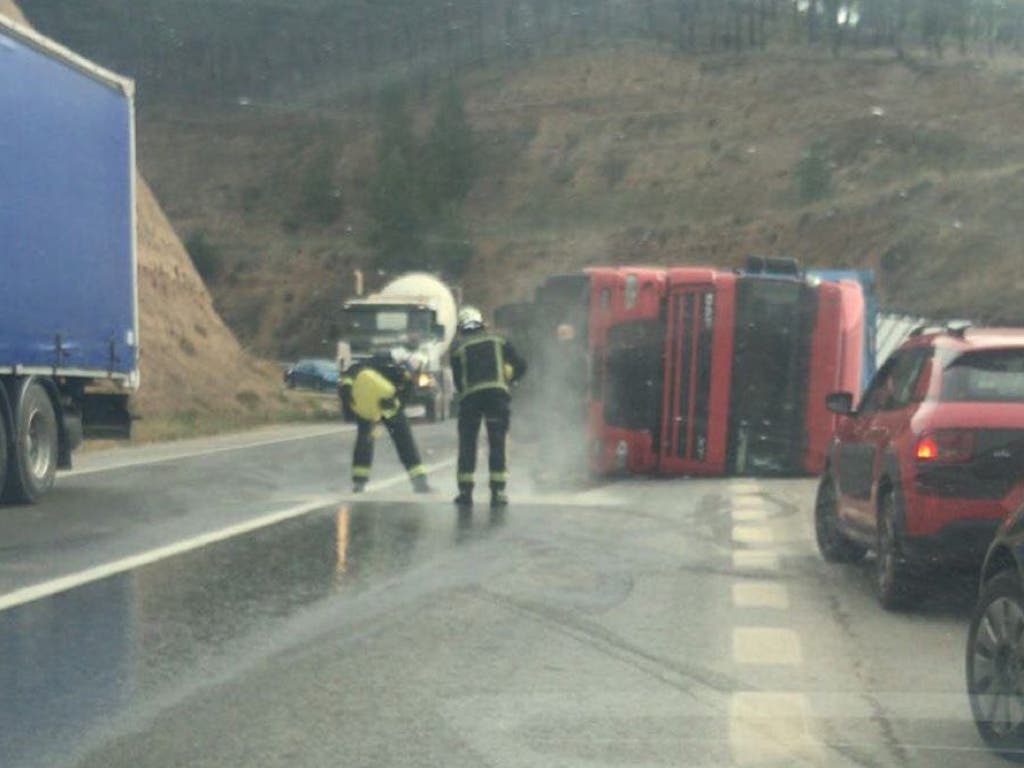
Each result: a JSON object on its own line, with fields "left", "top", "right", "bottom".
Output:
{"left": 815, "top": 325, "right": 1024, "bottom": 608}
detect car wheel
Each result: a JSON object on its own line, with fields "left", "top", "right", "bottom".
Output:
{"left": 875, "top": 490, "right": 920, "bottom": 610}
{"left": 815, "top": 474, "right": 866, "bottom": 563}
{"left": 967, "top": 570, "right": 1024, "bottom": 761}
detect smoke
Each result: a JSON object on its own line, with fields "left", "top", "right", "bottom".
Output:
{"left": 509, "top": 334, "right": 592, "bottom": 494}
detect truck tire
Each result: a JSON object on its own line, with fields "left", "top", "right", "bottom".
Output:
{"left": 4, "top": 380, "right": 58, "bottom": 504}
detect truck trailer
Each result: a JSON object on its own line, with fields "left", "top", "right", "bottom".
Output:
{"left": 1, "top": 16, "right": 138, "bottom": 502}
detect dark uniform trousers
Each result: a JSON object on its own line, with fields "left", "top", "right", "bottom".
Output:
{"left": 352, "top": 409, "right": 425, "bottom": 484}
{"left": 457, "top": 389, "right": 510, "bottom": 492}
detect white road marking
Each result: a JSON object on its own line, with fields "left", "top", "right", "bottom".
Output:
{"left": 732, "top": 524, "right": 775, "bottom": 545}
{"left": 365, "top": 457, "right": 458, "bottom": 492}
{"left": 732, "top": 627, "right": 803, "bottom": 665}
{"left": 730, "top": 481, "right": 762, "bottom": 494}
{"left": 732, "top": 492, "right": 766, "bottom": 505}
{"left": 2, "top": 458, "right": 457, "bottom": 613}
{"left": 64, "top": 425, "right": 353, "bottom": 477}
{"left": 732, "top": 551, "right": 780, "bottom": 571}
{"left": 732, "top": 581, "right": 790, "bottom": 609}
{"left": 731, "top": 506, "right": 768, "bottom": 522}
{"left": 0, "top": 497, "right": 334, "bottom": 613}
{"left": 729, "top": 692, "right": 822, "bottom": 766}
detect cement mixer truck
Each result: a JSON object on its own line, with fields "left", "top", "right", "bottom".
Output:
{"left": 338, "top": 273, "right": 458, "bottom": 422}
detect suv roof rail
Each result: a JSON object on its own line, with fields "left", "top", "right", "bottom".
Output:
{"left": 909, "top": 320, "right": 973, "bottom": 338}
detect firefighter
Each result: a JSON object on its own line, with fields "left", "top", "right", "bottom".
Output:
{"left": 339, "top": 349, "right": 432, "bottom": 494}
{"left": 450, "top": 306, "right": 527, "bottom": 508}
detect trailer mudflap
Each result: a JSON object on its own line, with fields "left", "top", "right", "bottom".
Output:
{"left": 82, "top": 393, "right": 133, "bottom": 440}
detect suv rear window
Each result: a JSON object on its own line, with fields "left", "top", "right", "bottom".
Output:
{"left": 941, "top": 348, "right": 1024, "bottom": 402}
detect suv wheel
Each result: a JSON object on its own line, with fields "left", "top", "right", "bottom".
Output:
{"left": 815, "top": 475, "right": 866, "bottom": 563}
{"left": 876, "top": 490, "right": 920, "bottom": 610}
{"left": 967, "top": 570, "right": 1024, "bottom": 760}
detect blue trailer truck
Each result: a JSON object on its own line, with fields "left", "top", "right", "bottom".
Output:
{"left": 0, "top": 16, "right": 138, "bottom": 502}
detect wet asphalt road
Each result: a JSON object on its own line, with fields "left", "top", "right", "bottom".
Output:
{"left": 0, "top": 421, "right": 1011, "bottom": 767}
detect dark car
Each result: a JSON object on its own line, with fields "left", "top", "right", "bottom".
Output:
{"left": 815, "top": 324, "right": 1024, "bottom": 608}
{"left": 966, "top": 504, "right": 1024, "bottom": 759}
{"left": 283, "top": 358, "right": 339, "bottom": 392}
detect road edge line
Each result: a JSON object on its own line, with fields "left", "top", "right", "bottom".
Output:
{"left": 63, "top": 424, "right": 353, "bottom": 477}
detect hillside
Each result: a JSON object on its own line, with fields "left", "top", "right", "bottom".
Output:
{"left": 459, "top": 48, "right": 1024, "bottom": 322}
{"left": 4, "top": 1, "right": 330, "bottom": 438}
{"left": 130, "top": 44, "right": 1024, "bottom": 359}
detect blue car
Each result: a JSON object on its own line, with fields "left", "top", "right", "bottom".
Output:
{"left": 283, "top": 358, "right": 339, "bottom": 392}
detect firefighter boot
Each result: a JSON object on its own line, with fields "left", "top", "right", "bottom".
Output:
{"left": 353, "top": 478, "right": 368, "bottom": 494}
{"left": 412, "top": 474, "right": 432, "bottom": 494}
{"left": 490, "top": 486, "right": 509, "bottom": 509}
{"left": 453, "top": 483, "right": 474, "bottom": 507}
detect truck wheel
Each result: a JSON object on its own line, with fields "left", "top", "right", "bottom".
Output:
{"left": 4, "top": 381, "right": 58, "bottom": 504}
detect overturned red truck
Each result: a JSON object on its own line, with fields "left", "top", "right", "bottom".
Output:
{"left": 504, "top": 258, "right": 873, "bottom": 478}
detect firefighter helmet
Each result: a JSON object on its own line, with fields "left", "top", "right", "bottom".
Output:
{"left": 457, "top": 306, "right": 485, "bottom": 332}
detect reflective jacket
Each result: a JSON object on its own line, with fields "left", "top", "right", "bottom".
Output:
{"left": 450, "top": 330, "right": 527, "bottom": 397}
{"left": 339, "top": 356, "right": 412, "bottom": 421}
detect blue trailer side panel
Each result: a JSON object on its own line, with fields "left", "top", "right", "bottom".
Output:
{"left": 0, "top": 28, "right": 136, "bottom": 376}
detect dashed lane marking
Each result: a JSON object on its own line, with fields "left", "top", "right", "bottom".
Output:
{"left": 732, "top": 506, "right": 769, "bottom": 522}
{"left": 732, "top": 581, "right": 790, "bottom": 609}
{"left": 729, "top": 480, "right": 763, "bottom": 494}
{"left": 732, "top": 551, "right": 780, "bottom": 572}
{"left": 732, "top": 492, "right": 767, "bottom": 506}
{"left": 732, "top": 524, "right": 775, "bottom": 545}
{"left": 729, "top": 692, "right": 822, "bottom": 766}
{"left": 732, "top": 627, "right": 803, "bottom": 665}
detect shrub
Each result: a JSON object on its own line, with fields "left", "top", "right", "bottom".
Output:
{"left": 794, "top": 150, "right": 832, "bottom": 202}
{"left": 185, "top": 230, "right": 223, "bottom": 282}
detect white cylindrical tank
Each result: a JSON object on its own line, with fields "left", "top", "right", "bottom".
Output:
{"left": 377, "top": 273, "right": 458, "bottom": 351}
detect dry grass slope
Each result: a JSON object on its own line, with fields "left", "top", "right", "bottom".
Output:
{"left": 137, "top": 42, "right": 1024, "bottom": 352}
{"left": 0, "top": 0, "right": 26, "bottom": 24}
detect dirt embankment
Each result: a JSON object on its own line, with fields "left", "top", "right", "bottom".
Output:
{"left": 133, "top": 176, "right": 288, "bottom": 422}
{"left": 0, "top": 0, "right": 26, "bottom": 24}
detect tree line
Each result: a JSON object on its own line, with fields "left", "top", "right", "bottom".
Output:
{"left": 25, "top": 1, "right": 1024, "bottom": 104}
{"left": 367, "top": 83, "right": 477, "bottom": 279}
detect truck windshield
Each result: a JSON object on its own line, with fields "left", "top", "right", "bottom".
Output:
{"left": 727, "top": 278, "right": 816, "bottom": 474}
{"left": 942, "top": 348, "right": 1024, "bottom": 402}
{"left": 603, "top": 319, "right": 663, "bottom": 434}
{"left": 340, "top": 306, "right": 434, "bottom": 351}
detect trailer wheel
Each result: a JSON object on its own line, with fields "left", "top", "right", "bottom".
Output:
{"left": 4, "top": 380, "right": 58, "bottom": 504}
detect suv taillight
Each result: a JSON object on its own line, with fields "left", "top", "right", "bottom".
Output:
{"left": 915, "top": 430, "right": 974, "bottom": 462}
